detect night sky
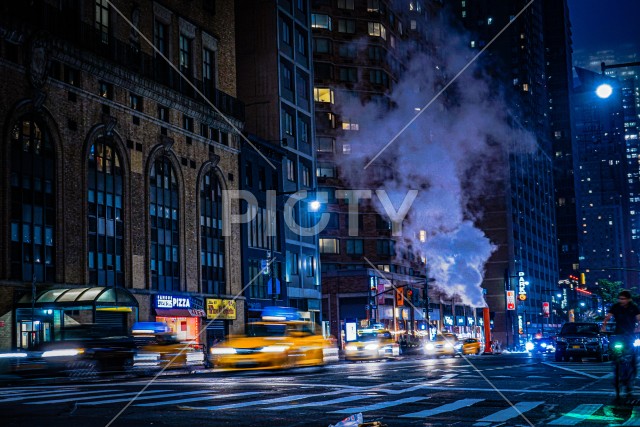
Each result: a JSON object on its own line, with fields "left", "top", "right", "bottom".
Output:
{"left": 568, "top": 0, "right": 640, "bottom": 58}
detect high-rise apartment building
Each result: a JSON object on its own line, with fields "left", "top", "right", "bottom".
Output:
{"left": 454, "top": 0, "right": 559, "bottom": 345}
{"left": 235, "top": 0, "right": 322, "bottom": 323}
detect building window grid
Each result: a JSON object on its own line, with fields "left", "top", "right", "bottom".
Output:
{"left": 150, "top": 157, "right": 180, "bottom": 291}
{"left": 9, "top": 119, "right": 56, "bottom": 282}
{"left": 88, "top": 139, "right": 124, "bottom": 287}
{"left": 203, "top": 48, "right": 215, "bottom": 97}
{"left": 179, "top": 35, "right": 192, "bottom": 74}
{"left": 200, "top": 171, "right": 225, "bottom": 295}
{"left": 154, "top": 20, "right": 168, "bottom": 56}
{"left": 95, "top": 0, "right": 109, "bottom": 44}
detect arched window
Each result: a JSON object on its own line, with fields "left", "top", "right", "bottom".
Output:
{"left": 200, "top": 170, "right": 225, "bottom": 294}
{"left": 88, "top": 138, "right": 124, "bottom": 286}
{"left": 150, "top": 157, "right": 180, "bottom": 290}
{"left": 9, "top": 118, "right": 55, "bottom": 282}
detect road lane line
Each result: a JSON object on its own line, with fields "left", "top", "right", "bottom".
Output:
{"left": 267, "top": 395, "right": 371, "bottom": 410}
{"left": 135, "top": 391, "right": 264, "bottom": 407}
{"left": 418, "top": 386, "right": 615, "bottom": 396}
{"left": 78, "top": 390, "right": 215, "bottom": 405}
{"left": 182, "top": 389, "right": 351, "bottom": 411}
{"left": 542, "top": 362, "right": 601, "bottom": 379}
{"left": 332, "top": 396, "right": 429, "bottom": 414}
{"left": 548, "top": 404, "right": 603, "bottom": 425}
{"left": 0, "top": 389, "right": 122, "bottom": 403}
{"left": 27, "top": 389, "right": 171, "bottom": 404}
{"left": 400, "top": 398, "right": 485, "bottom": 418}
{"left": 473, "top": 401, "right": 544, "bottom": 425}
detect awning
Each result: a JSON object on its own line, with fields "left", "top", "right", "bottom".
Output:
{"left": 17, "top": 286, "right": 139, "bottom": 310}
{"left": 155, "top": 308, "right": 206, "bottom": 318}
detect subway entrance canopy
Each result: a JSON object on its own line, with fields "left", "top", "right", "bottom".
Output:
{"left": 17, "top": 286, "right": 139, "bottom": 311}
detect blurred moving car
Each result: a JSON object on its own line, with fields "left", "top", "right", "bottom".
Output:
{"left": 132, "top": 323, "right": 205, "bottom": 373}
{"left": 13, "top": 324, "right": 135, "bottom": 378}
{"left": 554, "top": 322, "right": 609, "bottom": 362}
{"left": 344, "top": 328, "right": 400, "bottom": 361}
{"left": 529, "top": 337, "right": 555, "bottom": 354}
{"left": 455, "top": 338, "right": 482, "bottom": 355}
{"left": 210, "top": 320, "right": 333, "bottom": 370}
{"left": 424, "top": 334, "right": 458, "bottom": 357}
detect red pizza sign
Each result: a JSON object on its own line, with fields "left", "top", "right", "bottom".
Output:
{"left": 506, "top": 290, "right": 516, "bottom": 310}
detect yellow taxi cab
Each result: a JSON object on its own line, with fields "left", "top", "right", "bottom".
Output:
{"left": 456, "top": 338, "right": 482, "bottom": 355}
{"left": 209, "top": 308, "right": 333, "bottom": 371}
{"left": 344, "top": 328, "right": 400, "bottom": 361}
{"left": 132, "top": 323, "right": 204, "bottom": 372}
{"left": 424, "top": 333, "right": 458, "bottom": 357}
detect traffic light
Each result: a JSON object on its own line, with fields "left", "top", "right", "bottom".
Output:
{"left": 396, "top": 288, "right": 404, "bottom": 306}
{"left": 406, "top": 288, "right": 413, "bottom": 302}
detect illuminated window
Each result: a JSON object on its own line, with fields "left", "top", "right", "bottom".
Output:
{"left": 419, "top": 230, "right": 426, "bottom": 242}
{"left": 522, "top": 83, "right": 529, "bottom": 92}
{"left": 367, "top": 0, "right": 381, "bottom": 13}
{"left": 314, "top": 87, "right": 334, "bottom": 103}
{"left": 311, "top": 14, "right": 332, "bottom": 30}
{"left": 319, "top": 238, "right": 340, "bottom": 254}
{"left": 342, "top": 120, "right": 359, "bottom": 131}
{"left": 342, "top": 143, "right": 351, "bottom": 154}
{"left": 368, "top": 22, "right": 387, "bottom": 39}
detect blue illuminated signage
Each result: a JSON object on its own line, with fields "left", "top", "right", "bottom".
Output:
{"left": 155, "top": 294, "right": 192, "bottom": 309}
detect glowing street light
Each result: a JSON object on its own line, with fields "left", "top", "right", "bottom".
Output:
{"left": 309, "top": 200, "right": 321, "bottom": 212}
{"left": 595, "top": 83, "right": 613, "bottom": 99}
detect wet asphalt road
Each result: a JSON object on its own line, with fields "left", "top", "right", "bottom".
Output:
{"left": 0, "top": 353, "right": 633, "bottom": 427}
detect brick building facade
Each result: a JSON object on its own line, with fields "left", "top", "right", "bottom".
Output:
{"left": 0, "top": 0, "right": 245, "bottom": 350}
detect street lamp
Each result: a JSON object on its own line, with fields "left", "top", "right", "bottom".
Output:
{"left": 595, "top": 83, "right": 613, "bottom": 99}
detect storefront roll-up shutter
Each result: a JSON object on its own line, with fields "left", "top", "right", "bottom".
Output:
{"left": 95, "top": 311, "right": 127, "bottom": 334}
{"left": 206, "top": 320, "right": 226, "bottom": 343}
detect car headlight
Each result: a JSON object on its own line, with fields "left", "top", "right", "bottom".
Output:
{"left": 444, "top": 343, "right": 453, "bottom": 349}
{"left": 557, "top": 337, "right": 567, "bottom": 343}
{"left": 345, "top": 345, "right": 358, "bottom": 351}
{"left": 634, "top": 339, "right": 640, "bottom": 348}
{"left": 261, "top": 345, "right": 288, "bottom": 353}
{"left": 540, "top": 343, "right": 547, "bottom": 348}
{"left": 42, "top": 349, "right": 83, "bottom": 358}
{"left": 425, "top": 343, "right": 435, "bottom": 351}
{"left": 210, "top": 347, "right": 236, "bottom": 355}
{"left": 548, "top": 346, "right": 555, "bottom": 351}
{"left": 364, "top": 343, "right": 379, "bottom": 351}
{"left": 525, "top": 342, "right": 534, "bottom": 351}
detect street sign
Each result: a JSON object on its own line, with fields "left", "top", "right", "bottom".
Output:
{"left": 261, "top": 259, "right": 269, "bottom": 274}
{"left": 506, "top": 290, "right": 516, "bottom": 310}
{"left": 542, "top": 301, "right": 550, "bottom": 318}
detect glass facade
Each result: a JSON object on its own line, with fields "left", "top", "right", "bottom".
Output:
{"left": 9, "top": 118, "right": 55, "bottom": 282}
{"left": 87, "top": 139, "right": 124, "bottom": 286}
{"left": 150, "top": 157, "right": 180, "bottom": 291}
{"left": 200, "top": 170, "right": 225, "bottom": 294}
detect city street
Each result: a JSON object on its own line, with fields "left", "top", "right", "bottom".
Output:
{"left": 1, "top": 353, "right": 633, "bottom": 427}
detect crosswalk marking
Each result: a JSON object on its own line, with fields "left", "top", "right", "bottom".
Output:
{"left": 400, "top": 398, "right": 485, "bottom": 418}
{"left": 332, "top": 396, "right": 429, "bottom": 414}
{"left": 0, "top": 389, "right": 121, "bottom": 403}
{"left": 77, "top": 390, "right": 215, "bottom": 406}
{"left": 183, "top": 387, "right": 354, "bottom": 411}
{"left": 267, "top": 395, "right": 370, "bottom": 410}
{"left": 28, "top": 389, "right": 170, "bottom": 404}
{"left": 622, "top": 407, "right": 640, "bottom": 426}
{"left": 135, "top": 392, "right": 264, "bottom": 407}
{"left": 473, "top": 401, "right": 544, "bottom": 426}
{"left": 548, "top": 404, "right": 603, "bottom": 425}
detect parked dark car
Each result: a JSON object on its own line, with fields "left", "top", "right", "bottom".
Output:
{"left": 554, "top": 322, "right": 609, "bottom": 362}
{"left": 14, "top": 324, "right": 136, "bottom": 378}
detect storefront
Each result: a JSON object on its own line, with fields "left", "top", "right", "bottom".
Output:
{"left": 15, "top": 286, "right": 139, "bottom": 350}
{"left": 153, "top": 293, "right": 206, "bottom": 343}
{"left": 205, "top": 298, "right": 236, "bottom": 347}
